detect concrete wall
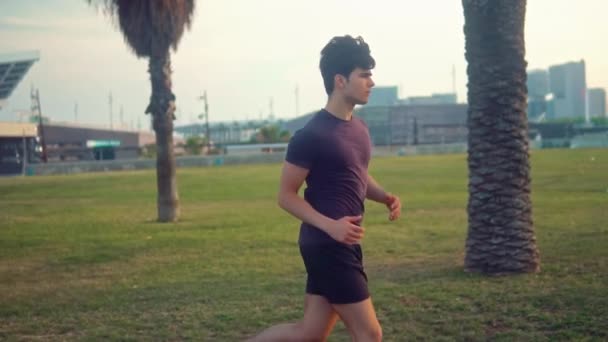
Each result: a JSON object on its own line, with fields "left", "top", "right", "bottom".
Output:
{"left": 25, "top": 153, "right": 286, "bottom": 176}
{"left": 25, "top": 144, "right": 470, "bottom": 176}
{"left": 21, "top": 138, "right": 572, "bottom": 177}
{"left": 372, "top": 143, "right": 468, "bottom": 156}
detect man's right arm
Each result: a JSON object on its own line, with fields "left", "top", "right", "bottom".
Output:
{"left": 278, "top": 161, "right": 364, "bottom": 245}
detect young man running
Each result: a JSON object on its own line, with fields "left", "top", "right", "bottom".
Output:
{"left": 249, "top": 35, "right": 402, "bottom": 342}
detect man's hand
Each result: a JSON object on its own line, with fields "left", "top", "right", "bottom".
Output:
{"left": 385, "top": 193, "right": 402, "bottom": 221}
{"left": 327, "top": 215, "right": 365, "bottom": 245}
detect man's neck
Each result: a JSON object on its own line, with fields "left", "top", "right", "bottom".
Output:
{"left": 324, "top": 96, "right": 355, "bottom": 121}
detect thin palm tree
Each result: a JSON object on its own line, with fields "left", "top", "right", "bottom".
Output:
{"left": 91, "top": 0, "right": 195, "bottom": 222}
{"left": 462, "top": 0, "right": 540, "bottom": 274}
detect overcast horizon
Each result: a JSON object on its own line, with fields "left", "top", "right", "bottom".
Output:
{"left": 1, "top": 1, "right": 607, "bottom": 130}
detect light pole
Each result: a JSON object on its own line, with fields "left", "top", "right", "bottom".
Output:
{"left": 31, "top": 88, "right": 47, "bottom": 163}
{"left": 198, "top": 91, "right": 210, "bottom": 153}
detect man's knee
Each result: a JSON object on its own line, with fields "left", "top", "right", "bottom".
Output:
{"left": 299, "top": 331, "right": 329, "bottom": 342}
{"left": 370, "top": 324, "right": 383, "bottom": 341}
{"left": 359, "top": 323, "right": 382, "bottom": 342}
{"left": 296, "top": 321, "right": 331, "bottom": 342}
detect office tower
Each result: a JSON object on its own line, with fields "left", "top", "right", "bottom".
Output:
{"left": 588, "top": 88, "right": 606, "bottom": 117}
{"left": 527, "top": 69, "right": 549, "bottom": 119}
{"left": 548, "top": 60, "right": 586, "bottom": 119}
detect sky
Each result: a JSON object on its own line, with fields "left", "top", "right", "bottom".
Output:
{"left": 1, "top": 0, "right": 607, "bottom": 130}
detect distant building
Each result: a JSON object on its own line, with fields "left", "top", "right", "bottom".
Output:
{"left": 0, "top": 122, "right": 38, "bottom": 174}
{"left": 548, "top": 60, "right": 587, "bottom": 119}
{"left": 175, "top": 119, "right": 282, "bottom": 145}
{"left": 358, "top": 104, "right": 467, "bottom": 146}
{"left": 528, "top": 69, "right": 550, "bottom": 98}
{"left": 357, "top": 106, "right": 391, "bottom": 145}
{"left": 404, "top": 93, "right": 457, "bottom": 105}
{"left": 527, "top": 69, "right": 549, "bottom": 119}
{"left": 281, "top": 104, "right": 467, "bottom": 146}
{"left": 366, "top": 86, "right": 399, "bottom": 106}
{"left": 41, "top": 123, "right": 151, "bottom": 161}
{"left": 588, "top": 88, "right": 606, "bottom": 117}
{"left": 0, "top": 120, "right": 159, "bottom": 174}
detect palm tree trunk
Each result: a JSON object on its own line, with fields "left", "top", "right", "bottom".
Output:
{"left": 147, "top": 52, "right": 180, "bottom": 222}
{"left": 462, "top": 0, "right": 540, "bottom": 274}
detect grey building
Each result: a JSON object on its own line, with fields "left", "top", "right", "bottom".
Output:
{"left": 1, "top": 121, "right": 153, "bottom": 173}
{"left": 0, "top": 122, "right": 39, "bottom": 174}
{"left": 527, "top": 69, "right": 549, "bottom": 119}
{"left": 282, "top": 104, "right": 468, "bottom": 146}
{"left": 548, "top": 60, "right": 587, "bottom": 119}
{"left": 41, "top": 124, "right": 149, "bottom": 161}
{"left": 588, "top": 88, "right": 606, "bottom": 117}
{"left": 406, "top": 93, "right": 457, "bottom": 105}
{"left": 360, "top": 104, "right": 467, "bottom": 146}
{"left": 528, "top": 69, "right": 550, "bottom": 98}
{"left": 176, "top": 119, "right": 281, "bottom": 145}
{"left": 366, "top": 86, "right": 399, "bottom": 106}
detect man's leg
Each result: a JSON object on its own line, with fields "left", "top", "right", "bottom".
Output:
{"left": 247, "top": 294, "right": 339, "bottom": 342}
{"left": 333, "top": 298, "right": 382, "bottom": 342}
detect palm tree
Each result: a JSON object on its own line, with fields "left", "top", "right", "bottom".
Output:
{"left": 462, "top": 0, "right": 540, "bottom": 274}
{"left": 91, "top": 0, "right": 195, "bottom": 222}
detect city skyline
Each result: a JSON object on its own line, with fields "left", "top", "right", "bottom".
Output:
{"left": 1, "top": 0, "right": 607, "bottom": 129}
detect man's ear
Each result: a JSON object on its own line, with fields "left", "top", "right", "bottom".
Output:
{"left": 334, "top": 74, "right": 347, "bottom": 90}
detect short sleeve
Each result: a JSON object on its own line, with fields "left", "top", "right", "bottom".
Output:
{"left": 285, "top": 128, "right": 316, "bottom": 170}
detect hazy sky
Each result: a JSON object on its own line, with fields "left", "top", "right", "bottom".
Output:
{"left": 1, "top": 1, "right": 607, "bottom": 129}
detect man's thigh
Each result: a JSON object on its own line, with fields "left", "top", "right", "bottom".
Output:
{"left": 301, "top": 294, "right": 339, "bottom": 337}
{"left": 332, "top": 298, "right": 381, "bottom": 336}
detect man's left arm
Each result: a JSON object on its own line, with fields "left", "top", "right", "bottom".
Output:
{"left": 366, "top": 173, "right": 402, "bottom": 221}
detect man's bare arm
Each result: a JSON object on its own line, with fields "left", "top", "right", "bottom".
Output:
{"left": 366, "top": 173, "right": 402, "bottom": 221}
{"left": 366, "top": 173, "right": 389, "bottom": 203}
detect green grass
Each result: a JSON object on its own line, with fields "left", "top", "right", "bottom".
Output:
{"left": 0, "top": 148, "right": 607, "bottom": 341}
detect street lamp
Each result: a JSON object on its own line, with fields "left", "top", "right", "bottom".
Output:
{"left": 197, "top": 91, "right": 210, "bottom": 153}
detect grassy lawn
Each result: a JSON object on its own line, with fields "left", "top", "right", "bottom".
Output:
{"left": 0, "top": 148, "right": 606, "bottom": 341}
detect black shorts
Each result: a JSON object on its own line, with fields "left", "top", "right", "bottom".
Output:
{"left": 299, "top": 243, "right": 369, "bottom": 304}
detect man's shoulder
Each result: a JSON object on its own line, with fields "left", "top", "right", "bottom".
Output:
{"left": 295, "top": 110, "right": 326, "bottom": 134}
{"left": 353, "top": 115, "right": 368, "bottom": 127}
{"left": 306, "top": 109, "right": 327, "bottom": 124}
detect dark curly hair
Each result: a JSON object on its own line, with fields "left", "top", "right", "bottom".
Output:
{"left": 320, "top": 35, "right": 376, "bottom": 95}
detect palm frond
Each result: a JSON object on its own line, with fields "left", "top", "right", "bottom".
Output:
{"left": 88, "top": 0, "right": 195, "bottom": 58}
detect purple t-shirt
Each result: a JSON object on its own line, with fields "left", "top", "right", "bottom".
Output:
{"left": 285, "top": 109, "right": 372, "bottom": 245}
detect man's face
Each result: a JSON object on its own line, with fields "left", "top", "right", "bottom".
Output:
{"left": 341, "top": 67, "right": 375, "bottom": 105}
